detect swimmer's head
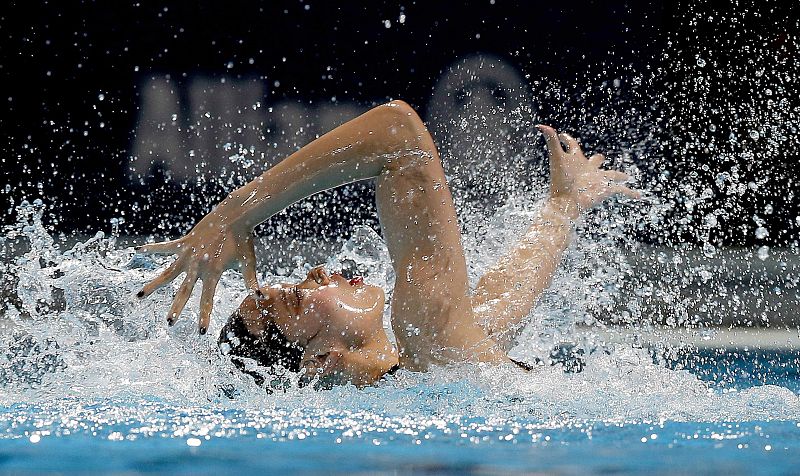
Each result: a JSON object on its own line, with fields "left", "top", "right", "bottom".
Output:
{"left": 226, "top": 266, "right": 398, "bottom": 388}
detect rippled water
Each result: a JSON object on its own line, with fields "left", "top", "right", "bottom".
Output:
{"left": 1, "top": 195, "right": 799, "bottom": 473}
{"left": 3, "top": 5, "right": 800, "bottom": 467}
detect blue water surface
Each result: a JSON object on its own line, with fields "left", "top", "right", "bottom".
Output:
{"left": 1, "top": 351, "right": 799, "bottom": 475}
{"left": 1, "top": 420, "right": 799, "bottom": 474}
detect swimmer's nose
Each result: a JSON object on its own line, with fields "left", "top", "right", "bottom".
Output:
{"left": 307, "top": 266, "right": 331, "bottom": 285}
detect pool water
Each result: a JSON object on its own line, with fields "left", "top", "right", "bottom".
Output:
{"left": 2, "top": 204, "right": 800, "bottom": 474}
{"left": 1, "top": 353, "right": 799, "bottom": 474}
{"left": 1, "top": 418, "right": 799, "bottom": 474}
{"left": 666, "top": 349, "right": 800, "bottom": 393}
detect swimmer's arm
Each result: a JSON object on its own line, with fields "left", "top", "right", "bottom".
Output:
{"left": 214, "top": 100, "right": 431, "bottom": 230}
{"left": 471, "top": 198, "right": 577, "bottom": 349}
{"left": 137, "top": 100, "right": 431, "bottom": 333}
{"left": 472, "top": 126, "right": 640, "bottom": 350}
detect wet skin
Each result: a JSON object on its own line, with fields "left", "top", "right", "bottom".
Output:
{"left": 137, "top": 100, "right": 639, "bottom": 386}
{"left": 234, "top": 266, "right": 396, "bottom": 386}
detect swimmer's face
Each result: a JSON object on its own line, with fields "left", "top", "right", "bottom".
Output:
{"left": 263, "top": 266, "right": 397, "bottom": 386}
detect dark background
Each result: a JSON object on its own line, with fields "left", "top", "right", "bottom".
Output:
{"left": 2, "top": 0, "right": 798, "bottom": 246}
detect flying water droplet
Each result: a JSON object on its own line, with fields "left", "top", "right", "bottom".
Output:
{"left": 187, "top": 437, "right": 201, "bottom": 447}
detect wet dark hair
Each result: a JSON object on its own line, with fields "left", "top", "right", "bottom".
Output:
{"left": 218, "top": 311, "right": 303, "bottom": 387}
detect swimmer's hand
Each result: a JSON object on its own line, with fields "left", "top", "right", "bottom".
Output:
{"left": 134, "top": 213, "right": 261, "bottom": 335}
{"left": 537, "top": 124, "right": 641, "bottom": 217}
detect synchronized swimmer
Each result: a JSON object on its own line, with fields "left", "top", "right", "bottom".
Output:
{"left": 136, "top": 100, "right": 639, "bottom": 387}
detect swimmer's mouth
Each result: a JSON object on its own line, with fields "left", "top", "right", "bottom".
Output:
{"left": 332, "top": 271, "right": 363, "bottom": 286}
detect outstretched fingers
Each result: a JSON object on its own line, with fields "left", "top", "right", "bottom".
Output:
{"left": 589, "top": 153, "right": 605, "bottom": 168}
{"left": 612, "top": 184, "right": 642, "bottom": 200}
{"left": 240, "top": 235, "right": 263, "bottom": 298}
{"left": 137, "top": 257, "right": 185, "bottom": 299}
{"left": 136, "top": 238, "right": 184, "bottom": 255}
{"left": 198, "top": 274, "right": 220, "bottom": 335}
{"left": 536, "top": 124, "right": 564, "bottom": 157}
{"left": 558, "top": 132, "right": 581, "bottom": 153}
{"left": 166, "top": 270, "right": 198, "bottom": 326}
{"left": 603, "top": 169, "right": 631, "bottom": 182}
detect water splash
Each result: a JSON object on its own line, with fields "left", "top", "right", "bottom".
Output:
{"left": 1, "top": 190, "right": 798, "bottom": 427}
{"left": 2, "top": 1, "right": 800, "bottom": 431}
